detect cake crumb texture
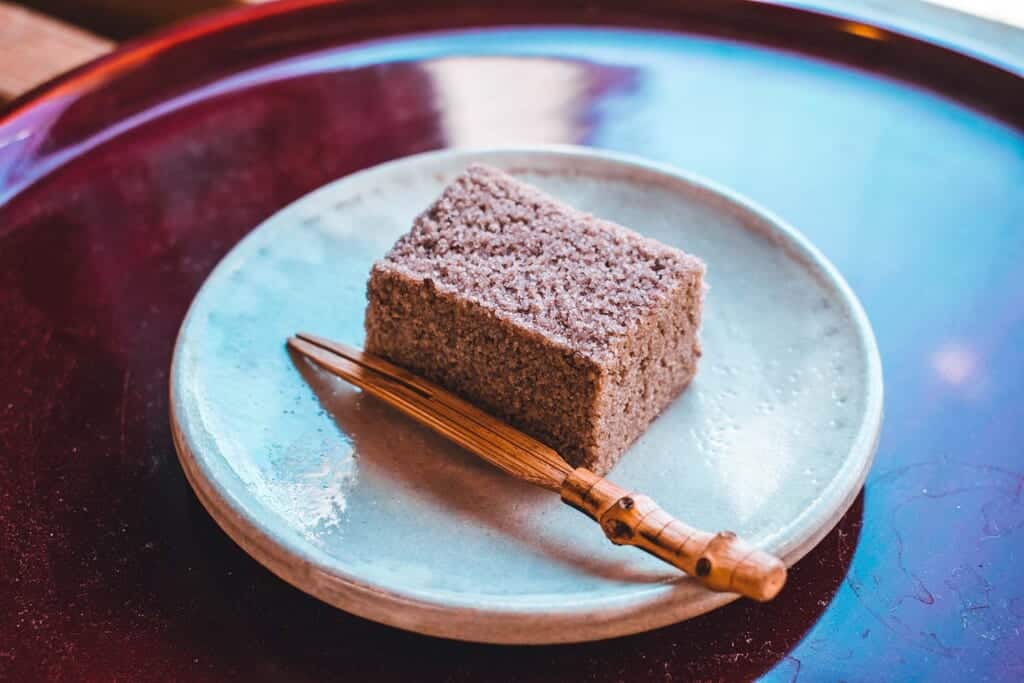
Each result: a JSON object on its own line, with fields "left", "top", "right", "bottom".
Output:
{"left": 365, "top": 164, "right": 706, "bottom": 474}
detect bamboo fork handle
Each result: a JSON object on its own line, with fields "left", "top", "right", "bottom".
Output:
{"left": 560, "top": 468, "right": 787, "bottom": 601}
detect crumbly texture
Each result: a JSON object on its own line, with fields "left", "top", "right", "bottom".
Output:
{"left": 365, "top": 164, "right": 706, "bottom": 475}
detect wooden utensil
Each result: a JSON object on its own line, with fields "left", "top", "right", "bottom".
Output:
{"left": 287, "top": 332, "right": 787, "bottom": 601}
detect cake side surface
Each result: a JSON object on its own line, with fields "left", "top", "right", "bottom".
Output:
{"left": 365, "top": 164, "right": 706, "bottom": 473}
{"left": 589, "top": 266, "right": 706, "bottom": 474}
{"left": 365, "top": 265, "right": 604, "bottom": 464}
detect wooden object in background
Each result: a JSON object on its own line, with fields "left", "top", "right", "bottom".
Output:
{"left": 0, "top": 2, "right": 112, "bottom": 101}
{"left": 287, "top": 332, "right": 788, "bottom": 602}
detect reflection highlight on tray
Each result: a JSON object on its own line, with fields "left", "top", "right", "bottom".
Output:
{"left": 292, "top": 352, "right": 671, "bottom": 583}
{"left": 931, "top": 341, "right": 979, "bottom": 387}
{"left": 839, "top": 22, "right": 887, "bottom": 41}
{"left": 422, "top": 56, "right": 635, "bottom": 146}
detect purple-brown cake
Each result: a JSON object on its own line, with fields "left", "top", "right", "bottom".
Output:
{"left": 365, "top": 164, "right": 706, "bottom": 475}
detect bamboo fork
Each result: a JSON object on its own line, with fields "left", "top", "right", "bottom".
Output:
{"left": 287, "top": 332, "right": 787, "bottom": 601}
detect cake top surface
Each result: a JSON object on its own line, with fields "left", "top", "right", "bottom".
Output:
{"left": 376, "top": 164, "right": 704, "bottom": 359}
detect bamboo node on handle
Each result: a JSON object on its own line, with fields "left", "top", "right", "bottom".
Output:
{"left": 560, "top": 467, "right": 786, "bottom": 602}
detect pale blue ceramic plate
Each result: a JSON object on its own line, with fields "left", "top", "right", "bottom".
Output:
{"left": 170, "top": 146, "right": 883, "bottom": 643}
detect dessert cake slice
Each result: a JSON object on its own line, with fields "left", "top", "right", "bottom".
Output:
{"left": 365, "top": 164, "right": 706, "bottom": 475}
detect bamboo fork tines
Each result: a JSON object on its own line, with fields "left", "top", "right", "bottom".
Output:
{"left": 287, "top": 333, "right": 787, "bottom": 602}
{"left": 288, "top": 333, "right": 572, "bottom": 491}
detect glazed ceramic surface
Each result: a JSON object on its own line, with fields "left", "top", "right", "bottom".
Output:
{"left": 170, "top": 147, "right": 882, "bottom": 643}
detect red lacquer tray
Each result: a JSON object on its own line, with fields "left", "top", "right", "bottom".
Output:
{"left": 1, "top": 1, "right": 1021, "bottom": 680}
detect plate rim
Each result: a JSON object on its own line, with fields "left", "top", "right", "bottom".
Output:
{"left": 169, "top": 144, "right": 884, "bottom": 643}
